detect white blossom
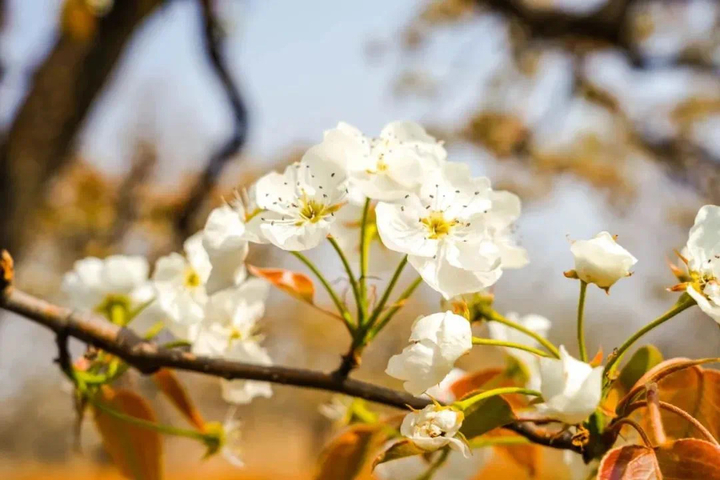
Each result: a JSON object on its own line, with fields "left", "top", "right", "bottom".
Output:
{"left": 386, "top": 311, "right": 472, "bottom": 396}
{"left": 152, "top": 233, "right": 212, "bottom": 338}
{"left": 400, "top": 405, "right": 469, "bottom": 457}
{"left": 536, "top": 346, "right": 602, "bottom": 424}
{"left": 569, "top": 231, "right": 637, "bottom": 291}
{"left": 192, "top": 279, "right": 269, "bottom": 356}
{"left": 424, "top": 367, "right": 466, "bottom": 404}
{"left": 486, "top": 191, "right": 529, "bottom": 269}
{"left": 222, "top": 418, "right": 245, "bottom": 468}
{"left": 253, "top": 143, "right": 348, "bottom": 251}
{"left": 685, "top": 205, "right": 720, "bottom": 323}
{"left": 202, "top": 205, "right": 250, "bottom": 295}
{"left": 221, "top": 340, "right": 274, "bottom": 404}
{"left": 376, "top": 162, "right": 526, "bottom": 299}
{"left": 323, "top": 121, "right": 446, "bottom": 201}
{"left": 488, "top": 312, "right": 551, "bottom": 391}
{"left": 62, "top": 255, "right": 150, "bottom": 313}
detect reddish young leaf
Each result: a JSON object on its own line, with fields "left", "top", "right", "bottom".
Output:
{"left": 655, "top": 438, "right": 720, "bottom": 479}
{"left": 248, "top": 265, "right": 315, "bottom": 304}
{"left": 644, "top": 367, "right": 720, "bottom": 443}
{"left": 450, "top": 368, "right": 505, "bottom": 400}
{"left": 153, "top": 369, "right": 205, "bottom": 431}
{"left": 597, "top": 445, "right": 660, "bottom": 480}
{"left": 590, "top": 346, "right": 605, "bottom": 368}
{"left": 93, "top": 386, "right": 164, "bottom": 480}
{"left": 315, "top": 424, "right": 385, "bottom": 480}
{"left": 619, "top": 358, "right": 719, "bottom": 413}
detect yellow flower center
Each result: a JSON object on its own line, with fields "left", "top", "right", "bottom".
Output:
{"left": 229, "top": 328, "right": 243, "bottom": 341}
{"left": 184, "top": 268, "right": 202, "bottom": 288}
{"left": 296, "top": 196, "right": 341, "bottom": 225}
{"left": 421, "top": 212, "right": 457, "bottom": 240}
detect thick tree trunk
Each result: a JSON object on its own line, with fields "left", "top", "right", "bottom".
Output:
{"left": 0, "top": 0, "right": 162, "bottom": 257}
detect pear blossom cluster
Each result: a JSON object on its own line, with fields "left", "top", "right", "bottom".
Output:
{"left": 234, "top": 121, "right": 528, "bottom": 299}
{"left": 56, "top": 120, "right": 720, "bottom": 472}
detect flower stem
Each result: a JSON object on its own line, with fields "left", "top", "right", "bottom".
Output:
{"left": 328, "top": 235, "right": 361, "bottom": 320}
{"left": 577, "top": 280, "right": 588, "bottom": 362}
{"left": 455, "top": 386, "right": 542, "bottom": 412}
{"left": 358, "top": 199, "right": 372, "bottom": 318}
{"left": 291, "top": 251, "right": 354, "bottom": 330}
{"left": 487, "top": 310, "right": 561, "bottom": 358}
{"left": 87, "top": 394, "right": 208, "bottom": 442}
{"left": 604, "top": 294, "right": 696, "bottom": 376}
{"left": 472, "top": 337, "right": 552, "bottom": 358}
{"left": 366, "top": 255, "right": 407, "bottom": 328}
{"left": 367, "top": 276, "right": 423, "bottom": 340}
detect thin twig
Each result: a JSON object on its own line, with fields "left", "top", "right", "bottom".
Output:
{"left": 610, "top": 418, "right": 653, "bottom": 447}
{"left": 0, "top": 278, "right": 581, "bottom": 452}
{"left": 175, "top": 0, "right": 249, "bottom": 236}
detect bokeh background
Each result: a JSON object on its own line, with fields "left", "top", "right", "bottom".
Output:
{"left": 1, "top": 0, "right": 720, "bottom": 478}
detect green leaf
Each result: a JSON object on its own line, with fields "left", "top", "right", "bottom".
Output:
{"left": 618, "top": 345, "right": 663, "bottom": 391}
{"left": 372, "top": 439, "right": 425, "bottom": 469}
{"left": 460, "top": 396, "right": 515, "bottom": 440}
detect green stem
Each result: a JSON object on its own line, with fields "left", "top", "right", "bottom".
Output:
{"left": 328, "top": 236, "right": 361, "bottom": 322}
{"left": 358, "top": 199, "right": 372, "bottom": 317}
{"left": 366, "top": 255, "right": 407, "bottom": 328}
{"left": 455, "top": 387, "right": 542, "bottom": 412}
{"left": 604, "top": 294, "right": 696, "bottom": 376}
{"left": 368, "top": 276, "right": 423, "bottom": 340}
{"left": 88, "top": 394, "right": 208, "bottom": 442}
{"left": 472, "top": 337, "right": 551, "bottom": 358}
{"left": 577, "top": 280, "right": 588, "bottom": 362}
{"left": 291, "top": 251, "right": 354, "bottom": 330}
{"left": 487, "top": 311, "right": 561, "bottom": 358}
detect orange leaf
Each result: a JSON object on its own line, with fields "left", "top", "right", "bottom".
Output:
{"left": 450, "top": 368, "right": 506, "bottom": 400}
{"left": 633, "top": 366, "right": 720, "bottom": 444}
{"left": 598, "top": 439, "right": 720, "bottom": 479}
{"left": 315, "top": 424, "right": 385, "bottom": 480}
{"left": 655, "top": 438, "right": 720, "bottom": 479}
{"left": 619, "top": 358, "right": 719, "bottom": 412}
{"left": 590, "top": 346, "right": 605, "bottom": 367}
{"left": 248, "top": 265, "right": 314, "bottom": 304}
{"left": 93, "top": 387, "right": 163, "bottom": 480}
{"left": 153, "top": 369, "right": 205, "bottom": 431}
{"left": 597, "top": 445, "right": 660, "bottom": 480}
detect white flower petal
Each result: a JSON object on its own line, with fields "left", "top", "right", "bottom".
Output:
{"left": 570, "top": 231, "right": 637, "bottom": 289}
{"left": 536, "top": 346, "right": 601, "bottom": 424}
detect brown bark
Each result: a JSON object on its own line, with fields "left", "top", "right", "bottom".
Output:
{"left": 0, "top": 0, "right": 162, "bottom": 256}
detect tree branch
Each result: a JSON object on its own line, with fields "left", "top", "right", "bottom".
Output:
{"left": 0, "top": 252, "right": 579, "bottom": 453}
{"left": 175, "top": 0, "right": 249, "bottom": 237}
{"left": 0, "top": 0, "right": 163, "bottom": 256}
{"left": 478, "top": 0, "right": 716, "bottom": 71}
